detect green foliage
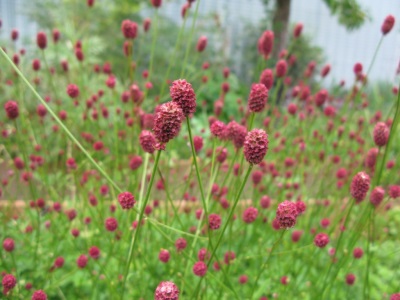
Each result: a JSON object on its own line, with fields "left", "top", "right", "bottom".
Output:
{"left": 322, "top": 0, "right": 369, "bottom": 30}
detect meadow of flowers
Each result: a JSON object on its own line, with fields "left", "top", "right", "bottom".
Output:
{"left": 0, "top": 0, "right": 399, "bottom": 299}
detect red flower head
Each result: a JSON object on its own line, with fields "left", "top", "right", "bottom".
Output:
{"left": 321, "top": 64, "right": 331, "bottom": 77}
{"left": 210, "top": 120, "right": 226, "bottom": 138}
{"left": 193, "top": 261, "right": 207, "bottom": 277}
{"left": 259, "top": 69, "right": 274, "bottom": 89}
{"left": 315, "top": 89, "right": 328, "bottom": 107}
{"left": 32, "top": 290, "right": 48, "bottom": 300}
{"left": 275, "top": 60, "right": 287, "bottom": 78}
{"left": 36, "top": 31, "right": 47, "bottom": 49}
{"left": 314, "top": 233, "right": 329, "bottom": 248}
{"left": 32, "top": 59, "right": 41, "bottom": 71}
{"left": 242, "top": 207, "right": 258, "bottom": 223}
{"left": 153, "top": 102, "right": 184, "bottom": 144}
{"left": 3, "top": 238, "right": 15, "bottom": 252}
{"left": 53, "top": 256, "right": 65, "bottom": 268}
{"left": 118, "top": 192, "right": 136, "bottom": 210}
{"left": 258, "top": 30, "right": 274, "bottom": 58}
{"left": 350, "top": 172, "right": 370, "bottom": 203}
{"left": 345, "top": 274, "right": 356, "bottom": 285}
{"left": 2, "top": 274, "right": 16, "bottom": 293}
{"left": 293, "top": 23, "right": 303, "bottom": 38}
{"left": 155, "top": 281, "right": 179, "bottom": 300}
{"left": 381, "top": 15, "right": 395, "bottom": 35}
{"left": 104, "top": 217, "right": 118, "bottom": 232}
{"left": 353, "top": 247, "right": 364, "bottom": 259}
{"left": 373, "top": 122, "right": 389, "bottom": 147}
{"left": 66, "top": 84, "right": 80, "bottom": 98}
{"left": 139, "top": 130, "right": 156, "bottom": 154}
{"left": 4, "top": 101, "right": 19, "bottom": 119}
{"left": 121, "top": 20, "right": 138, "bottom": 39}
{"left": 248, "top": 83, "right": 268, "bottom": 113}
{"left": 370, "top": 186, "right": 385, "bottom": 207}
{"left": 151, "top": 0, "right": 162, "bottom": 8}
{"left": 77, "top": 254, "right": 88, "bottom": 268}
{"left": 193, "top": 136, "right": 203, "bottom": 153}
{"left": 243, "top": 129, "right": 269, "bottom": 165}
{"left": 276, "top": 200, "right": 298, "bottom": 229}
{"left": 208, "top": 213, "right": 221, "bottom": 230}
{"left": 170, "top": 79, "right": 196, "bottom": 116}
{"left": 143, "top": 18, "right": 151, "bottom": 32}
{"left": 175, "top": 237, "right": 187, "bottom": 251}
{"left": 287, "top": 103, "right": 297, "bottom": 115}
{"left": 11, "top": 29, "right": 19, "bottom": 41}
{"left": 353, "top": 62, "right": 363, "bottom": 75}
{"left": 129, "top": 156, "right": 143, "bottom": 170}
{"left": 196, "top": 36, "right": 208, "bottom": 52}
{"left": 159, "top": 249, "right": 170, "bottom": 263}
{"left": 89, "top": 246, "right": 100, "bottom": 259}
{"left": 52, "top": 29, "right": 60, "bottom": 43}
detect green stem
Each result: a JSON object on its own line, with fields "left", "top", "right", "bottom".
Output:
{"left": 120, "top": 150, "right": 161, "bottom": 300}
{"left": 320, "top": 200, "right": 355, "bottom": 297}
{"left": 250, "top": 230, "right": 286, "bottom": 299}
{"left": 192, "top": 164, "right": 253, "bottom": 298}
{"left": 180, "top": 0, "right": 201, "bottom": 78}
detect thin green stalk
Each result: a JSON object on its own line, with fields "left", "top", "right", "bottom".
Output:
{"left": 192, "top": 164, "right": 253, "bottom": 298}
{"left": 145, "top": 8, "right": 159, "bottom": 99}
{"left": 120, "top": 150, "right": 161, "bottom": 300}
{"left": 180, "top": 0, "right": 201, "bottom": 78}
{"left": 247, "top": 112, "right": 255, "bottom": 131}
{"left": 159, "top": 15, "right": 188, "bottom": 98}
{"left": 186, "top": 117, "right": 208, "bottom": 215}
{"left": 319, "top": 200, "right": 355, "bottom": 297}
{"left": 250, "top": 230, "right": 286, "bottom": 299}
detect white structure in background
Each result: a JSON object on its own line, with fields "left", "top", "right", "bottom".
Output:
{"left": 1, "top": 0, "right": 399, "bottom": 84}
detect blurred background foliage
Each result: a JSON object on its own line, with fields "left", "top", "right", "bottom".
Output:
{"left": 10, "top": 0, "right": 371, "bottom": 130}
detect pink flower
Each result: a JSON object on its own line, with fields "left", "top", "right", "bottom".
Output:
{"left": 193, "top": 261, "right": 207, "bottom": 277}
{"left": 314, "top": 233, "right": 329, "bottom": 248}
{"left": 154, "top": 281, "right": 179, "bottom": 300}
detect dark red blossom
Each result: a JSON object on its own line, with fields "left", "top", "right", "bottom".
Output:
{"left": 193, "top": 261, "right": 207, "bottom": 277}
{"left": 153, "top": 102, "right": 184, "bottom": 144}
{"left": 3, "top": 238, "right": 15, "bottom": 252}
{"left": 105, "top": 217, "right": 118, "bottom": 232}
{"left": 66, "top": 84, "right": 79, "bottom": 98}
{"left": 4, "top": 101, "right": 19, "bottom": 119}
{"left": 381, "top": 15, "right": 395, "bottom": 35}
{"left": 243, "top": 129, "right": 269, "bottom": 165}
{"left": 242, "top": 207, "right": 258, "bottom": 223}
{"left": 118, "top": 192, "right": 136, "bottom": 210}
{"left": 314, "top": 233, "right": 329, "bottom": 248}
{"left": 350, "top": 172, "right": 370, "bottom": 203}
{"left": 32, "top": 290, "right": 48, "bottom": 300}
{"left": 373, "top": 122, "right": 389, "bottom": 147}
{"left": 139, "top": 130, "right": 156, "bottom": 154}
{"left": 196, "top": 36, "right": 207, "bottom": 52}
{"left": 208, "top": 213, "right": 221, "bottom": 230}
{"left": 121, "top": 20, "right": 138, "bottom": 39}
{"left": 36, "top": 32, "right": 47, "bottom": 49}
{"left": 259, "top": 69, "right": 274, "bottom": 89}
{"left": 170, "top": 79, "right": 196, "bottom": 116}
{"left": 276, "top": 200, "right": 298, "bottom": 229}
{"left": 248, "top": 83, "right": 268, "bottom": 113}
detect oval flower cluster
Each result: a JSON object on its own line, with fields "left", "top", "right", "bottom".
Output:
{"left": 153, "top": 79, "right": 196, "bottom": 148}
{"left": 275, "top": 200, "right": 303, "bottom": 229}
